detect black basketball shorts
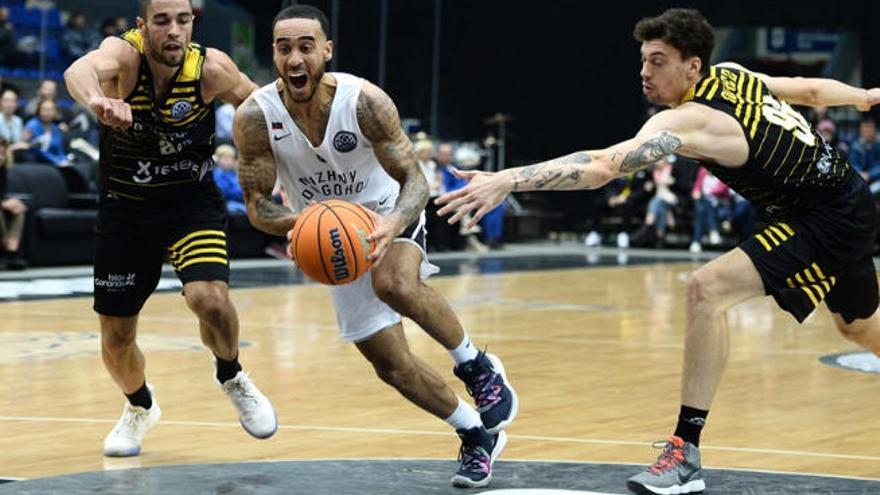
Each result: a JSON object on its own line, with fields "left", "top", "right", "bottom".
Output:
{"left": 740, "top": 177, "right": 878, "bottom": 323}
{"left": 94, "top": 195, "right": 230, "bottom": 317}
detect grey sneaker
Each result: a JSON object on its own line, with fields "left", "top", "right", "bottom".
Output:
{"left": 626, "top": 436, "right": 705, "bottom": 494}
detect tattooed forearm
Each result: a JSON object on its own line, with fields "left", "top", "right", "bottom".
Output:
{"left": 393, "top": 168, "right": 430, "bottom": 226}
{"left": 357, "top": 83, "right": 428, "bottom": 227}
{"left": 512, "top": 152, "right": 593, "bottom": 191}
{"left": 619, "top": 131, "right": 682, "bottom": 173}
{"left": 234, "top": 98, "right": 296, "bottom": 236}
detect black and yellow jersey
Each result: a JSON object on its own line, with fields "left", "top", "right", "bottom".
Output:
{"left": 99, "top": 29, "right": 216, "bottom": 206}
{"left": 685, "top": 65, "right": 857, "bottom": 216}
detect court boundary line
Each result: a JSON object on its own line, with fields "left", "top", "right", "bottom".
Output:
{"left": 1, "top": 415, "right": 878, "bottom": 465}
{"left": 4, "top": 457, "right": 879, "bottom": 484}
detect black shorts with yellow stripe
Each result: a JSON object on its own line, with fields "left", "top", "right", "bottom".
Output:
{"left": 93, "top": 200, "right": 229, "bottom": 317}
{"left": 740, "top": 176, "right": 878, "bottom": 323}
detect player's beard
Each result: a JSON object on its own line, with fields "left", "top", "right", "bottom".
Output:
{"left": 145, "top": 34, "right": 185, "bottom": 68}
{"left": 285, "top": 65, "right": 326, "bottom": 103}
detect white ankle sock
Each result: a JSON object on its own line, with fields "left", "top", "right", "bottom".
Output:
{"left": 445, "top": 396, "right": 482, "bottom": 431}
{"left": 449, "top": 333, "right": 479, "bottom": 364}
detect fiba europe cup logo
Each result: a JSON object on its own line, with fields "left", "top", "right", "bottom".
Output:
{"left": 171, "top": 101, "right": 193, "bottom": 120}
{"left": 333, "top": 131, "right": 358, "bottom": 153}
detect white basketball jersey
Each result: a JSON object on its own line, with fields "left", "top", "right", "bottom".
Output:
{"left": 252, "top": 73, "right": 399, "bottom": 215}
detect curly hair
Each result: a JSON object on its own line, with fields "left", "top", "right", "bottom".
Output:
{"left": 633, "top": 8, "right": 715, "bottom": 75}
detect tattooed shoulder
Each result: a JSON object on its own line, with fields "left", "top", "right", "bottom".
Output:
{"left": 356, "top": 82, "right": 401, "bottom": 144}
{"left": 620, "top": 131, "right": 682, "bottom": 173}
{"left": 233, "top": 97, "right": 269, "bottom": 155}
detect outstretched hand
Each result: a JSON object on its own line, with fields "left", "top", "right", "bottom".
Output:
{"left": 435, "top": 168, "right": 512, "bottom": 228}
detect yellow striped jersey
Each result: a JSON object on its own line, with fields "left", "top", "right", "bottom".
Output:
{"left": 685, "top": 65, "right": 857, "bottom": 216}
{"left": 99, "top": 29, "right": 216, "bottom": 204}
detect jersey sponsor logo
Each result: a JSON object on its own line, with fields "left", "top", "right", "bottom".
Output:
{"left": 171, "top": 100, "right": 193, "bottom": 120}
{"left": 333, "top": 130, "right": 358, "bottom": 153}
{"left": 131, "top": 159, "right": 214, "bottom": 184}
{"left": 328, "top": 227, "right": 350, "bottom": 281}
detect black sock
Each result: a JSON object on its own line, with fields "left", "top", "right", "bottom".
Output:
{"left": 125, "top": 382, "right": 152, "bottom": 409}
{"left": 674, "top": 405, "right": 708, "bottom": 446}
{"left": 215, "top": 353, "right": 242, "bottom": 384}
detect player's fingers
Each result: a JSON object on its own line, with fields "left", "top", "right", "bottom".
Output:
{"left": 447, "top": 203, "right": 475, "bottom": 225}
{"left": 468, "top": 205, "right": 491, "bottom": 229}
{"left": 435, "top": 188, "right": 467, "bottom": 207}
{"left": 436, "top": 194, "right": 468, "bottom": 216}
{"left": 451, "top": 168, "right": 478, "bottom": 180}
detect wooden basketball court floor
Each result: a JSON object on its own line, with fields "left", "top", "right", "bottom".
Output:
{"left": 0, "top": 245, "right": 878, "bottom": 486}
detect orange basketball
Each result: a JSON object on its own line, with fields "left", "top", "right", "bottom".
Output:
{"left": 289, "top": 200, "right": 375, "bottom": 285}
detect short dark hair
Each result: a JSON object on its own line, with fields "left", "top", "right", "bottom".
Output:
{"left": 138, "top": 0, "right": 193, "bottom": 17}
{"left": 273, "top": 5, "right": 330, "bottom": 38}
{"left": 633, "top": 8, "right": 715, "bottom": 76}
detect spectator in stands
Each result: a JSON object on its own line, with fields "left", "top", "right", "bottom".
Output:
{"left": 816, "top": 118, "right": 849, "bottom": 155}
{"left": 437, "top": 143, "right": 489, "bottom": 251}
{"left": 0, "top": 138, "right": 27, "bottom": 270}
{"left": 414, "top": 138, "right": 445, "bottom": 252}
{"left": 849, "top": 116, "right": 880, "bottom": 194}
{"left": 115, "top": 16, "right": 130, "bottom": 35}
{"left": 0, "top": 88, "right": 24, "bottom": 147}
{"left": 213, "top": 144, "right": 245, "bottom": 214}
{"left": 643, "top": 155, "right": 678, "bottom": 247}
{"left": 689, "top": 167, "right": 730, "bottom": 253}
{"left": 215, "top": 102, "right": 235, "bottom": 147}
{"left": 25, "top": 80, "right": 60, "bottom": 118}
{"left": 62, "top": 12, "right": 99, "bottom": 62}
{"left": 0, "top": 7, "right": 16, "bottom": 66}
{"left": 22, "top": 98, "right": 69, "bottom": 167}
{"left": 457, "top": 145, "right": 504, "bottom": 249}
{"left": 584, "top": 169, "right": 653, "bottom": 248}
{"left": 100, "top": 18, "right": 119, "bottom": 40}
{"left": 731, "top": 192, "right": 756, "bottom": 243}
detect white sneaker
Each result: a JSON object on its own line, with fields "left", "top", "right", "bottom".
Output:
{"left": 584, "top": 230, "right": 601, "bottom": 247}
{"left": 103, "top": 384, "right": 161, "bottom": 457}
{"left": 709, "top": 230, "right": 722, "bottom": 245}
{"left": 689, "top": 241, "right": 702, "bottom": 253}
{"left": 616, "top": 232, "right": 630, "bottom": 248}
{"left": 220, "top": 371, "right": 278, "bottom": 439}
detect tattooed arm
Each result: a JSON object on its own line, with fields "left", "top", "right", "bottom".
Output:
{"left": 357, "top": 81, "right": 428, "bottom": 262}
{"left": 435, "top": 107, "right": 707, "bottom": 226}
{"left": 234, "top": 97, "right": 297, "bottom": 236}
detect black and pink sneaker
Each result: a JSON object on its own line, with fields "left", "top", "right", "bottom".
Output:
{"left": 454, "top": 350, "right": 518, "bottom": 433}
{"left": 451, "top": 426, "right": 507, "bottom": 488}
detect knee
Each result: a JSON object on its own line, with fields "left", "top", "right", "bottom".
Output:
{"left": 372, "top": 271, "right": 417, "bottom": 307}
{"left": 372, "top": 355, "right": 418, "bottom": 389}
{"left": 185, "top": 285, "right": 230, "bottom": 325}
{"left": 687, "top": 267, "right": 725, "bottom": 314}
{"left": 101, "top": 321, "right": 136, "bottom": 356}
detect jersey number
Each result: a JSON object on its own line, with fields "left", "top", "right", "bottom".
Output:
{"left": 761, "top": 95, "right": 816, "bottom": 146}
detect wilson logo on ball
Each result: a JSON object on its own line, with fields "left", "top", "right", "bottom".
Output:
{"left": 328, "top": 228, "right": 350, "bottom": 282}
{"left": 289, "top": 199, "right": 374, "bottom": 285}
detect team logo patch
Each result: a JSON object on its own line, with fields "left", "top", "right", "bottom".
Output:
{"left": 171, "top": 100, "right": 193, "bottom": 120}
{"left": 333, "top": 131, "right": 358, "bottom": 153}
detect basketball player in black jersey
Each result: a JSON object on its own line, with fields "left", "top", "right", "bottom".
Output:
{"left": 437, "top": 8, "right": 880, "bottom": 494}
{"left": 64, "top": 0, "right": 277, "bottom": 457}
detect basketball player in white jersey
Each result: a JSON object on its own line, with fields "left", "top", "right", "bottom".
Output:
{"left": 233, "top": 5, "right": 516, "bottom": 488}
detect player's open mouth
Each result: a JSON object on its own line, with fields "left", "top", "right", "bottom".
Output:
{"left": 164, "top": 44, "right": 181, "bottom": 53}
{"left": 289, "top": 74, "right": 308, "bottom": 89}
